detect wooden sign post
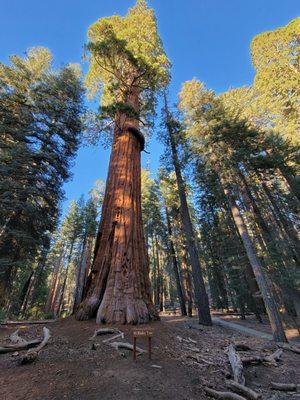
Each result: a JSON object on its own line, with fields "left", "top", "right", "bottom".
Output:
{"left": 133, "top": 329, "right": 153, "bottom": 361}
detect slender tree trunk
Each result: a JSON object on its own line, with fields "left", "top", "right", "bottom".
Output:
{"left": 151, "top": 233, "right": 158, "bottom": 305}
{"left": 218, "top": 173, "right": 287, "bottom": 342}
{"left": 261, "top": 180, "right": 300, "bottom": 264}
{"left": 17, "top": 270, "right": 34, "bottom": 314}
{"left": 0, "top": 265, "right": 14, "bottom": 309}
{"left": 76, "top": 89, "right": 156, "bottom": 324}
{"left": 73, "top": 235, "right": 94, "bottom": 313}
{"left": 154, "top": 234, "right": 162, "bottom": 311}
{"left": 45, "top": 250, "right": 64, "bottom": 313}
{"left": 181, "top": 251, "right": 194, "bottom": 317}
{"left": 165, "top": 206, "right": 187, "bottom": 316}
{"left": 280, "top": 167, "right": 300, "bottom": 203}
{"left": 58, "top": 241, "right": 74, "bottom": 315}
{"left": 164, "top": 106, "right": 211, "bottom": 325}
{"left": 20, "top": 272, "right": 35, "bottom": 316}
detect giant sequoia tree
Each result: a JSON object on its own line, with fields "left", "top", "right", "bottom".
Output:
{"left": 76, "top": 0, "right": 170, "bottom": 324}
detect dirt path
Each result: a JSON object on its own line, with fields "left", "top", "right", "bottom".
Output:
{"left": 1, "top": 316, "right": 299, "bottom": 400}
{"left": 212, "top": 314, "right": 300, "bottom": 344}
{"left": 212, "top": 317, "right": 274, "bottom": 340}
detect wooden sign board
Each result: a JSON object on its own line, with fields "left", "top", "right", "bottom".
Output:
{"left": 133, "top": 330, "right": 154, "bottom": 360}
{"left": 133, "top": 329, "right": 153, "bottom": 337}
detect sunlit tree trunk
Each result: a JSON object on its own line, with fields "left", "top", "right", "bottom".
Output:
{"left": 73, "top": 235, "right": 93, "bottom": 313}
{"left": 219, "top": 173, "right": 287, "bottom": 342}
{"left": 45, "top": 251, "right": 64, "bottom": 313}
{"left": 58, "top": 242, "right": 74, "bottom": 315}
{"left": 76, "top": 89, "right": 156, "bottom": 324}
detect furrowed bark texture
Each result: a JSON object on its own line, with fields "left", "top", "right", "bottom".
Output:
{"left": 76, "top": 95, "right": 156, "bottom": 324}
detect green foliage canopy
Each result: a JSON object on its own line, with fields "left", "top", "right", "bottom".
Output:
{"left": 85, "top": 0, "right": 170, "bottom": 124}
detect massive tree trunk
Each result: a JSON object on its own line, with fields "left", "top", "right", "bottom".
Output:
{"left": 218, "top": 173, "right": 287, "bottom": 342}
{"left": 165, "top": 206, "right": 187, "bottom": 316}
{"left": 76, "top": 90, "right": 156, "bottom": 324}
{"left": 164, "top": 110, "right": 211, "bottom": 325}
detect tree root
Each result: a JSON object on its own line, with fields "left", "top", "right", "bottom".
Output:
{"left": 20, "top": 327, "right": 51, "bottom": 365}
{"left": 204, "top": 387, "right": 247, "bottom": 400}
{"left": 0, "top": 329, "right": 42, "bottom": 354}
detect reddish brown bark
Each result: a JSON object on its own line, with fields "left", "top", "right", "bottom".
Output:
{"left": 181, "top": 251, "right": 193, "bottom": 317}
{"left": 76, "top": 91, "right": 156, "bottom": 324}
{"left": 45, "top": 252, "right": 63, "bottom": 313}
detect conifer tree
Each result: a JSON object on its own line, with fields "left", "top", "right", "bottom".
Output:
{"left": 178, "top": 78, "right": 290, "bottom": 341}
{"left": 0, "top": 47, "right": 83, "bottom": 308}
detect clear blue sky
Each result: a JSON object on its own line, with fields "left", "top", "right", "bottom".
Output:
{"left": 1, "top": 0, "right": 299, "bottom": 215}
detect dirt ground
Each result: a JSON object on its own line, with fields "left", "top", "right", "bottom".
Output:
{"left": 1, "top": 315, "right": 299, "bottom": 400}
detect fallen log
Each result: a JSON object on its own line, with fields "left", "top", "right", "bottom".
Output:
{"left": 227, "top": 344, "right": 245, "bottom": 385}
{"left": 204, "top": 387, "right": 247, "bottom": 400}
{"left": 226, "top": 380, "right": 261, "bottom": 400}
{"left": 233, "top": 344, "right": 252, "bottom": 352}
{"left": 10, "top": 330, "right": 28, "bottom": 346}
{"left": 270, "top": 382, "right": 299, "bottom": 391}
{"left": 102, "top": 331, "right": 124, "bottom": 344}
{"left": 277, "top": 342, "right": 300, "bottom": 355}
{"left": 0, "top": 338, "right": 41, "bottom": 354}
{"left": 242, "top": 349, "right": 282, "bottom": 366}
{"left": 109, "top": 341, "right": 146, "bottom": 355}
{"left": 1, "top": 328, "right": 40, "bottom": 352}
{"left": 20, "top": 327, "right": 50, "bottom": 364}
{"left": 90, "top": 328, "right": 118, "bottom": 340}
{"left": 264, "top": 349, "right": 282, "bottom": 364}
{"left": 0, "top": 320, "right": 56, "bottom": 326}
{"left": 177, "top": 335, "right": 197, "bottom": 345}
{"left": 186, "top": 354, "right": 215, "bottom": 365}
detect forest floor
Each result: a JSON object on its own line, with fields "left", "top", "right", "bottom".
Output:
{"left": 1, "top": 313, "right": 300, "bottom": 400}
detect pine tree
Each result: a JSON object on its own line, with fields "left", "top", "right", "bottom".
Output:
{"left": 0, "top": 47, "right": 84, "bottom": 309}
{"left": 179, "top": 78, "right": 289, "bottom": 341}
{"left": 160, "top": 93, "right": 212, "bottom": 326}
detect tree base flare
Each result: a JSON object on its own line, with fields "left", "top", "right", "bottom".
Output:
{"left": 75, "top": 296, "right": 100, "bottom": 321}
{"left": 96, "top": 297, "right": 158, "bottom": 325}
